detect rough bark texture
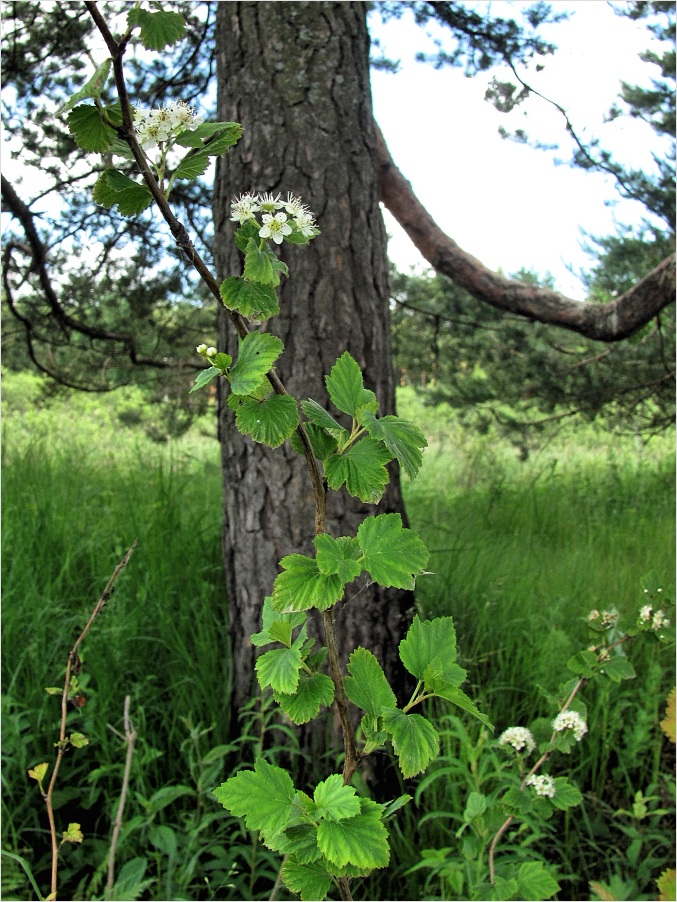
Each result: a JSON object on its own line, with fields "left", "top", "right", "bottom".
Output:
{"left": 376, "top": 123, "right": 676, "bottom": 341}
{"left": 213, "top": 3, "right": 414, "bottom": 714}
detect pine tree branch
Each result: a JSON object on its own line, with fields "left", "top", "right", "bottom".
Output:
{"left": 375, "top": 122, "right": 675, "bottom": 342}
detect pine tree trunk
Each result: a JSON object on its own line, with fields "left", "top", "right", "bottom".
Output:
{"left": 212, "top": 2, "right": 414, "bottom": 718}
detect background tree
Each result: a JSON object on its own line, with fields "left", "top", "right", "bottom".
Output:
{"left": 2, "top": 1, "right": 674, "bottom": 714}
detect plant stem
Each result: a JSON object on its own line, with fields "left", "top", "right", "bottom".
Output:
{"left": 106, "top": 695, "right": 137, "bottom": 899}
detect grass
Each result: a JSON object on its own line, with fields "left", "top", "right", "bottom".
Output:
{"left": 2, "top": 376, "right": 674, "bottom": 900}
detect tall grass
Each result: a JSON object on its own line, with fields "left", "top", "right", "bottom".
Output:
{"left": 2, "top": 378, "right": 674, "bottom": 900}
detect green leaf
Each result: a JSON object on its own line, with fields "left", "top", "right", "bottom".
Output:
{"left": 189, "top": 366, "right": 221, "bottom": 394}
{"left": 550, "top": 777, "right": 583, "bottom": 810}
{"left": 256, "top": 645, "right": 303, "bottom": 694}
{"left": 213, "top": 759, "right": 295, "bottom": 834}
{"left": 243, "top": 239, "right": 288, "bottom": 286}
{"left": 399, "top": 616, "right": 458, "bottom": 682}
{"left": 68, "top": 104, "right": 117, "bottom": 152}
{"left": 517, "top": 860, "right": 560, "bottom": 901}
{"left": 382, "top": 708, "right": 439, "bottom": 778}
{"left": 281, "top": 859, "right": 332, "bottom": 902}
{"left": 430, "top": 682, "right": 494, "bottom": 730}
{"left": 175, "top": 121, "right": 243, "bottom": 148}
{"left": 92, "top": 169, "right": 153, "bottom": 216}
{"left": 325, "top": 351, "right": 377, "bottom": 417}
{"left": 602, "top": 655, "right": 636, "bottom": 683}
{"left": 111, "top": 856, "right": 151, "bottom": 902}
{"left": 58, "top": 59, "right": 112, "bottom": 115}
{"left": 250, "top": 597, "right": 306, "bottom": 648}
{"left": 314, "top": 775, "right": 361, "bottom": 822}
{"left": 357, "top": 514, "right": 429, "bottom": 589}
{"left": 317, "top": 798, "right": 390, "bottom": 870}
{"left": 567, "top": 649, "right": 598, "bottom": 678}
{"left": 234, "top": 219, "right": 260, "bottom": 253}
{"left": 314, "top": 535, "right": 362, "bottom": 582}
{"left": 235, "top": 395, "right": 299, "bottom": 448}
{"left": 173, "top": 151, "right": 212, "bottom": 181}
{"left": 343, "top": 647, "right": 397, "bottom": 716}
{"left": 300, "top": 398, "right": 347, "bottom": 441}
{"left": 68, "top": 731, "right": 89, "bottom": 749}
{"left": 272, "top": 555, "right": 345, "bottom": 613}
{"left": 220, "top": 276, "right": 279, "bottom": 321}
{"left": 274, "top": 672, "right": 335, "bottom": 724}
{"left": 229, "top": 331, "right": 284, "bottom": 395}
{"left": 360, "top": 411, "right": 427, "bottom": 480}
{"left": 324, "top": 438, "right": 393, "bottom": 504}
{"left": 464, "top": 791, "right": 487, "bottom": 821}
{"left": 290, "top": 423, "right": 339, "bottom": 461}
{"left": 127, "top": 7, "right": 185, "bottom": 50}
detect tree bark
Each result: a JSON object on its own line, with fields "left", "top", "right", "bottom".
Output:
{"left": 213, "top": 2, "right": 414, "bottom": 715}
{"left": 375, "top": 123, "right": 676, "bottom": 341}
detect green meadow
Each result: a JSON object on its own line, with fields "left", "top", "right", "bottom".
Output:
{"left": 2, "top": 375, "right": 674, "bottom": 901}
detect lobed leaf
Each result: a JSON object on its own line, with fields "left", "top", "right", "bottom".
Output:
{"left": 256, "top": 645, "right": 303, "bottom": 694}
{"left": 317, "top": 798, "right": 390, "bottom": 870}
{"left": 213, "top": 759, "right": 295, "bottom": 835}
{"left": 68, "top": 105, "right": 117, "bottom": 153}
{"left": 360, "top": 411, "right": 427, "bottom": 480}
{"left": 92, "top": 168, "right": 153, "bottom": 216}
{"left": 243, "top": 239, "right": 288, "bottom": 286}
{"left": 229, "top": 331, "right": 284, "bottom": 396}
{"left": 272, "top": 554, "right": 345, "bottom": 613}
{"left": 274, "top": 672, "right": 335, "bottom": 724}
{"left": 281, "top": 859, "right": 332, "bottom": 902}
{"left": 517, "top": 861, "right": 560, "bottom": 901}
{"left": 382, "top": 708, "right": 440, "bottom": 778}
{"left": 300, "top": 398, "right": 346, "bottom": 441}
{"left": 175, "top": 121, "right": 243, "bottom": 148}
{"left": 289, "top": 422, "right": 339, "bottom": 461}
{"left": 399, "top": 615, "right": 458, "bottom": 682}
{"left": 324, "top": 438, "right": 392, "bottom": 504}
{"left": 313, "top": 775, "right": 361, "bottom": 822}
{"left": 314, "top": 534, "right": 362, "bottom": 582}
{"left": 325, "top": 352, "right": 377, "bottom": 417}
{"left": 220, "top": 276, "right": 279, "bottom": 321}
{"left": 127, "top": 7, "right": 185, "bottom": 50}
{"left": 235, "top": 395, "right": 299, "bottom": 448}
{"left": 357, "top": 514, "right": 429, "bottom": 589}
{"left": 344, "top": 647, "right": 397, "bottom": 716}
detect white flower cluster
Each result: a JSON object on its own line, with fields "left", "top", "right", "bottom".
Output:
{"left": 639, "top": 595, "right": 670, "bottom": 631}
{"left": 552, "top": 710, "right": 588, "bottom": 742}
{"left": 587, "top": 608, "right": 619, "bottom": 627}
{"left": 498, "top": 726, "right": 535, "bottom": 754}
{"left": 230, "top": 192, "right": 319, "bottom": 244}
{"left": 133, "top": 100, "right": 204, "bottom": 149}
{"left": 525, "top": 774, "right": 556, "bottom": 798}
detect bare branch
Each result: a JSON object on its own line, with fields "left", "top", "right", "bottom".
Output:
{"left": 375, "top": 122, "right": 675, "bottom": 342}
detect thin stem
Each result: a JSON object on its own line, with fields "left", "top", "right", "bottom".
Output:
{"left": 322, "top": 610, "right": 358, "bottom": 786}
{"left": 106, "top": 696, "right": 137, "bottom": 899}
{"left": 44, "top": 540, "right": 137, "bottom": 900}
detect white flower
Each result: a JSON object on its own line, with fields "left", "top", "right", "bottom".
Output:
{"left": 587, "top": 609, "right": 600, "bottom": 621}
{"left": 553, "top": 710, "right": 588, "bottom": 742}
{"left": 257, "top": 192, "right": 284, "bottom": 213}
{"left": 639, "top": 604, "right": 653, "bottom": 623}
{"left": 294, "top": 208, "right": 319, "bottom": 238}
{"left": 134, "top": 101, "right": 203, "bottom": 150}
{"left": 259, "top": 211, "right": 292, "bottom": 244}
{"left": 526, "top": 774, "right": 556, "bottom": 798}
{"left": 652, "top": 610, "right": 670, "bottom": 630}
{"left": 601, "top": 609, "right": 619, "bottom": 627}
{"left": 283, "top": 192, "right": 308, "bottom": 217}
{"left": 231, "top": 193, "right": 260, "bottom": 224}
{"left": 498, "top": 726, "right": 535, "bottom": 754}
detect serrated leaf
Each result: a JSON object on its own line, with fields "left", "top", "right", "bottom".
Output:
{"left": 431, "top": 682, "right": 494, "bottom": 730}
{"left": 68, "top": 104, "right": 117, "bottom": 152}
{"left": 325, "top": 352, "right": 376, "bottom": 416}
{"left": 278, "top": 824, "right": 321, "bottom": 864}
{"left": 360, "top": 411, "right": 427, "bottom": 479}
{"left": 234, "top": 219, "right": 260, "bottom": 253}
{"left": 658, "top": 868, "right": 677, "bottom": 902}
{"left": 382, "top": 708, "right": 439, "bottom": 778}
{"left": 567, "top": 649, "right": 598, "bottom": 677}
{"left": 314, "top": 775, "right": 361, "bottom": 822}
{"left": 69, "top": 731, "right": 89, "bottom": 749}
{"left": 550, "top": 777, "right": 583, "bottom": 810}
{"left": 229, "top": 331, "right": 284, "bottom": 395}
{"left": 317, "top": 798, "right": 390, "bottom": 870}
{"left": 175, "top": 121, "right": 242, "bottom": 148}
{"left": 300, "top": 399, "right": 347, "bottom": 441}
{"left": 189, "top": 366, "right": 221, "bottom": 394}
{"left": 28, "top": 762, "right": 49, "bottom": 784}
{"left": 220, "top": 276, "right": 279, "bottom": 320}
{"left": 127, "top": 7, "right": 185, "bottom": 50}
{"left": 325, "top": 438, "right": 392, "bottom": 504}
{"left": 274, "top": 672, "right": 335, "bottom": 724}
{"left": 173, "top": 151, "right": 212, "bottom": 181}
{"left": 58, "top": 59, "right": 112, "bottom": 114}
{"left": 290, "top": 422, "right": 339, "bottom": 461}
{"left": 92, "top": 169, "right": 153, "bottom": 216}
{"left": 314, "top": 534, "right": 362, "bottom": 582}
{"left": 235, "top": 395, "right": 299, "bottom": 448}
{"left": 250, "top": 597, "right": 306, "bottom": 648}
{"left": 62, "top": 822, "right": 84, "bottom": 844}
{"left": 344, "top": 647, "right": 397, "bottom": 716}
{"left": 601, "top": 655, "right": 636, "bottom": 683}
{"left": 213, "top": 759, "right": 295, "bottom": 834}
{"left": 660, "top": 688, "right": 676, "bottom": 743}
{"left": 281, "top": 859, "right": 332, "bottom": 902}
{"left": 243, "top": 239, "right": 288, "bottom": 286}
{"left": 357, "top": 514, "right": 429, "bottom": 589}
{"left": 399, "top": 615, "right": 458, "bottom": 682}
{"left": 256, "top": 645, "right": 303, "bottom": 694}
{"left": 517, "top": 860, "right": 560, "bottom": 901}
{"left": 272, "top": 555, "right": 345, "bottom": 613}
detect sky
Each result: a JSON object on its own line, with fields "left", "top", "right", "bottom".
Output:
{"left": 368, "top": 1, "right": 668, "bottom": 297}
